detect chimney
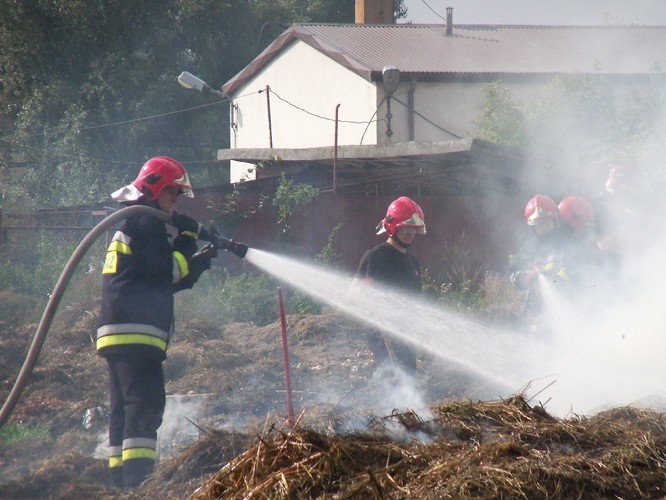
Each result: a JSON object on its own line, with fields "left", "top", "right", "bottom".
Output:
{"left": 446, "top": 7, "right": 453, "bottom": 35}
{"left": 355, "top": 0, "right": 394, "bottom": 25}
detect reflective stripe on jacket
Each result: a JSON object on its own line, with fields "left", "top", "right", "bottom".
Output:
{"left": 97, "top": 208, "right": 194, "bottom": 358}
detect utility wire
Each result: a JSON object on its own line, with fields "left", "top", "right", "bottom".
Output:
{"left": 8, "top": 142, "right": 219, "bottom": 165}
{"left": 2, "top": 89, "right": 259, "bottom": 142}
{"left": 360, "top": 95, "right": 388, "bottom": 145}
{"left": 391, "top": 95, "right": 463, "bottom": 139}
{"left": 267, "top": 88, "right": 382, "bottom": 125}
{"left": 420, "top": 0, "right": 447, "bottom": 23}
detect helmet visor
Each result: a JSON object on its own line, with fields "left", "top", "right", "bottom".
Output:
{"left": 526, "top": 206, "right": 554, "bottom": 226}
{"left": 398, "top": 213, "right": 426, "bottom": 234}
{"left": 171, "top": 172, "right": 194, "bottom": 198}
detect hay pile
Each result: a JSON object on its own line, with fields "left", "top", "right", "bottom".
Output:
{"left": 191, "top": 397, "right": 666, "bottom": 499}
{"left": 0, "top": 452, "right": 110, "bottom": 499}
{"left": 138, "top": 429, "right": 252, "bottom": 499}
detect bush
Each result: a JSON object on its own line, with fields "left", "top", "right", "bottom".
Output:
{"left": 175, "top": 267, "right": 278, "bottom": 327}
{"left": 0, "top": 422, "right": 50, "bottom": 445}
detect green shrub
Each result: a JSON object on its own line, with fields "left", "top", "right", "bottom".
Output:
{"left": 0, "top": 422, "right": 51, "bottom": 445}
{"left": 0, "top": 230, "right": 104, "bottom": 298}
{"left": 175, "top": 267, "right": 278, "bottom": 327}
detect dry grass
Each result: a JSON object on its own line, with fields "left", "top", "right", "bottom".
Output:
{"left": 191, "top": 397, "right": 666, "bottom": 499}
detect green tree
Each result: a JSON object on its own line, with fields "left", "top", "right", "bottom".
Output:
{"left": 1, "top": 0, "right": 391, "bottom": 210}
{"left": 477, "top": 75, "right": 666, "bottom": 194}
{"left": 273, "top": 171, "right": 319, "bottom": 234}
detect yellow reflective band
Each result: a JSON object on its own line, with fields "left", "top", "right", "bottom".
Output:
{"left": 109, "top": 456, "right": 123, "bottom": 468}
{"left": 102, "top": 251, "right": 118, "bottom": 275}
{"left": 123, "top": 447, "right": 157, "bottom": 461}
{"left": 173, "top": 251, "right": 189, "bottom": 278}
{"left": 543, "top": 262, "right": 555, "bottom": 272}
{"left": 556, "top": 268, "right": 570, "bottom": 281}
{"left": 108, "top": 240, "right": 132, "bottom": 255}
{"left": 181, "top": 230, "right": 199, "bottom": 240}
{"left": 96, "top": 334, "right": 167, "bottom": 351}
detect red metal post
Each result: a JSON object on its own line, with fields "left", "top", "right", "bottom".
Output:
{"left": 277, "top": 287, "right": 295, "bottom": 427}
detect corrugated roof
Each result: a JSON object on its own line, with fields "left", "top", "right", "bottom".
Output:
{"left": 223, "top": 23, "right": 666, "bottom": 96}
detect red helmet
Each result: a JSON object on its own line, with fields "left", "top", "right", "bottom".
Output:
{"left": 604, "top": 164, "right": 651, "bottom": 196}
{"left": 112, "top": 156, "right": 193, "bottom": 202}
{"left": 524, "top": 194, "right": 557, "bottom": 226}
{"left": 558, "top": 196, "right": 594, "bottom": 231}
{"left": 377, "top": 196, "right": 426, "bottom": 237}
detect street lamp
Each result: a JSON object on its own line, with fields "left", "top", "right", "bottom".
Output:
{"left": 381, "top": 65, "right": 400, "bottom": 141}
{"left": 177, "top": 71, "right": 226, "bottom": 98}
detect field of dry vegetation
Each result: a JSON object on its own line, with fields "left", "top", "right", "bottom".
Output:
{"left": 1, "top": 291, "right": 664, "bottom": 498}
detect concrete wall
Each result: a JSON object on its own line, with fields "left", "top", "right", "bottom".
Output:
{"left": 178, "top": 186, "right": 526, "bottom": 278}
{"left": 230, "top": 40, "right": 378, "bottom": 182}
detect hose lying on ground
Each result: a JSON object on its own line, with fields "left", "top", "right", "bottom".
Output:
{"left": 0, "top": 205, "right": 172, "bottom": 429}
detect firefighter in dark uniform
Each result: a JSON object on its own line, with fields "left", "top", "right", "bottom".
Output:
{"left": 557, "top": 195, "right": 608, "bottom": 292}
{"left": 509, "top": 194, "right": 568, "bottom": 333}
{"left": 353, "top": 196, "right": 426, "bottom": 373}
{"left": 98, "top": 156, "right": 214, "bottom": 489}
{"left": 593, "top": 164, "right": 653, "bottom": 266}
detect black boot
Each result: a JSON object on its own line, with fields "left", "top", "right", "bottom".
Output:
{"left": 109, "top": 466, "right": 124, "bottom": 489}
{"left": 123, "top": 458, "right": 154, "bottom": 490}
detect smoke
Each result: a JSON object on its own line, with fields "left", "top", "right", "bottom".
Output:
{"left": 157, "top": 395, "right": 206, "bottom": 457}
{"left": 247, "top": 212, "right": 666, "bottom": 418}
{"left": 94, "top": 394, "right": 205, "bottom": 460}
{"left": 533, "top": 216, "right": 666, "bottom": 416}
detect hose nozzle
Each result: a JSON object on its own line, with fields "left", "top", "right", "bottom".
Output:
{"left": 222, "top": 238, "right": 248, "bottom": 259}
{"left": 200, "top": 221, "right": 248, "bottom": 259}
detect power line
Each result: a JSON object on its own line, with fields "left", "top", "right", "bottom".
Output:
{"left": 2, "top": 89, "right": 260, "bottom": 142}
{"left": 391, "top": 95, "right": 463, "bottom": 139}
{"left": 4, "top": 141, "right": 221, "bottom": 165}
{"left": 420, "top": 0, "right": 447, "bottom": 23}
{"left": 360, "top": 95, "right": 388, "bottom": 145}
{"left": 267, "top": 88, "right": 382, "bottom": 125}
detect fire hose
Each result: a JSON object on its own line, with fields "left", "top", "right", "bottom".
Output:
{"left": 0, "top": 205, "right": 247, "bottom": 429}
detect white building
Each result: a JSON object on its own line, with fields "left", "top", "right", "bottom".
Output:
{"left": 220, "top": 3, "right": 666, "bottom": 182}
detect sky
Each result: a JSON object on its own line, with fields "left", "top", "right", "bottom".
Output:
{"left": 402, "top": 0, "right": 666, "bottom": 25}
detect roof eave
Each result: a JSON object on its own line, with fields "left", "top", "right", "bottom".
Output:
{"left": 223, "top": 25, "right": 374, "bottom": 97}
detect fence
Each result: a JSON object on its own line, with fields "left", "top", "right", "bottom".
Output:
{"left": 0, "top": 207, "right": 111, "bottom": 248}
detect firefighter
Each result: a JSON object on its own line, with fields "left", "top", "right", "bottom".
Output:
{"left": 97, "top": 156, "right": 214, "bottom": 489}
{"left": 557, "top": 195, "right": 607, "bottom": 289}
{"left": 509, "top": 194, "right": 567, "bottom": 332}
{"left": 594, "top": 164, "right": 652, "bottom": 263}
{"left": 353, "top": 196, "right": 425, "bottom": 374}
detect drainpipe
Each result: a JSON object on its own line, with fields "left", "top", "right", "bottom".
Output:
{"left": 407, "top": 79, "right": 415, "bottom": 141}
{"left": 334, "top": 104, "right": 340, "bottom": 193}
{"left": 265, "top": 85, "right": 273, "bottom": 148}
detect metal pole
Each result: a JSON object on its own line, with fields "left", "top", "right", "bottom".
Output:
{"left": 276, "top": 287, "right": 295, "bottom": 427}
{"left": 386, "top": 94, "right": 393, "bottom": 142}
{"left": 265, "top": 85, "right": 273, "bottom": 148}
{"left": 333, "top": 104, "right": 340, "bottom": 193}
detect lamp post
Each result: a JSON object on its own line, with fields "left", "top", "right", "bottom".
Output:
{"left": 382, "top": 65, "right": 400, "bottom": 142}
{"left": 177, "top": 71, "right": 226, "bottom": 98}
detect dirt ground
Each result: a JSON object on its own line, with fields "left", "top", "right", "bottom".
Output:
{"left": 1, "top": 293, "right": 664, "bottom": 498}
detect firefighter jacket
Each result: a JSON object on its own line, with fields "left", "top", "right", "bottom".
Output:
{"left": 96, "top": 207, "right": 197, "bottom": 360}
{"left": 355, "top": 242, "right": 422, "bottom": 292}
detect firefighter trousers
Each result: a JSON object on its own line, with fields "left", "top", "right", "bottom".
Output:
{"left": 366, "top": 329, "right": 417, "bottom": 373}
{"left": 106, "top": 353, "right": 165, "bottom": 489}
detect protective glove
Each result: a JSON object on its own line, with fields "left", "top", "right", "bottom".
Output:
{"left": 173, "top": 244, "right": 215, "bottom": 291}
{"left": 193, "top": 242, "right": 218, "bottom": 263}
{"left": 172, "top": 213, "right": 201, "bottom": 238}
{"left": 173, "top": 233, "right": 197, "bottom": 260}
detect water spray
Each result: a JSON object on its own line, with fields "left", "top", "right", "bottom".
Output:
{"left": 243, "top": 249, "right": 548, "bottom": 392}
